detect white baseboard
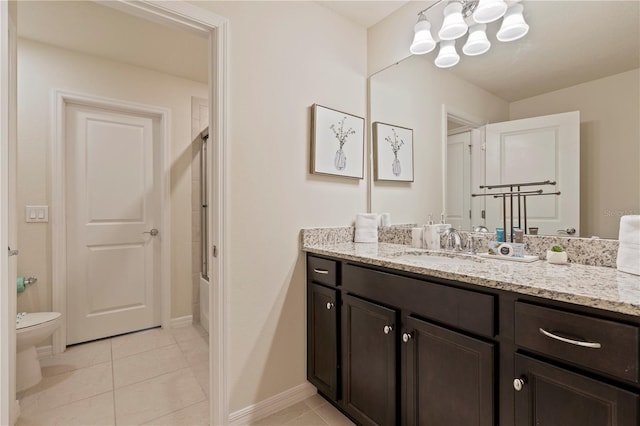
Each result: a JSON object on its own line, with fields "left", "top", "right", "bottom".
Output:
{"left": 169, "top": 315, "right": 193, "bottom": 328}
{"left": 36, "top": 345, "right": 53, "bottom": 359}
{"left": 228, "top": 382, "right": 317, "bottom": 425}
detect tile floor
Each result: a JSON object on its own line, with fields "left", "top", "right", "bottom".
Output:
{"left": 15, "top": 323, "right": 354, "bottom": 426}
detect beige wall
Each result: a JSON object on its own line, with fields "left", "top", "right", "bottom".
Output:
{"left": 16, "top": 38, "right": 207, "bottom": 318}
{"left": 510, "top": 69, "right": 640, "bottom": 239}
{"left": 193, "top": 1, "right": 368, "bottom": 414}
{"left": 370, "top": 55, "right": 509, "bottom": 224}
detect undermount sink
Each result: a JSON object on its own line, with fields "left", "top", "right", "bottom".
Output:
{"left": 393, "top": 251, "right": 483, "bottom": 267}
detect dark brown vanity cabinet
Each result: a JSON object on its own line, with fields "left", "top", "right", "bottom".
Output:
{"left": 514, "top": 354, "right": 639, "bottom": 426}
{"left": 307, "top": 282, "right": 339, "bottom": 400}
{"left": 307, "top": 256, "right": 340, "bottom": 400}
{"left": 306, "top": 253, "right": 640, "bottom": 426}
{"left": 402, "top": 316, "right": 495, "bottom": 426}
{"left": 513, "top": 301, "right": 640, "bottom": 426}
{"left": 342, "top": 294, "right": 398, "bottom": 426}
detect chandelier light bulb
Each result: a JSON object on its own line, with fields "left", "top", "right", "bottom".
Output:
{"left": 410, "top": 14, "right": 437, "bottom": 54}
{"left": 435, "top": 40, "right": 460, "bottom": 68}
{"left": 473, "top": 0, "right": 508, "bottom": 24}
{"left": 497, "top": 3, "right": 529, "bottom": 42}
{"left": 463, "top": 24, "right": 491, "bottom": 56}
{"left": 439, "top": 2, "right": 468, "bottom": 41}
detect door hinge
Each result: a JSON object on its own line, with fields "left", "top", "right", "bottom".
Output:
{"left": 212, "top": 245, "right": 218, "bottom": 258}
{"left": 481, "top": 210, "right": 486, "bottom": 219}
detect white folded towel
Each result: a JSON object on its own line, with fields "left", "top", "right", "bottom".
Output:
{"left": 355, "top": 213, "right": 379, "bottom": 243}
{"left": 619, "top": 215, "right": 640, "bottom": 245}
{"left": 617, "top": 216, "right": 640, "bottom": 275}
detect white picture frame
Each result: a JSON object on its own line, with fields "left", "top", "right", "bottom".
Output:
{"left": 373, "top": 122, "right": 414, "bottom": 182}
{"left": 311, "top": 104, "right": 365, "bottom": 179}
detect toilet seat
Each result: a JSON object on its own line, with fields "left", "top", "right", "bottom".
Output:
{"left": 16, "top": 312, "right": 61, "bottom": 330}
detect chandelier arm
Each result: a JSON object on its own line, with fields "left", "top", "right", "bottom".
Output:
{"left": 417, "top": 0, "right": 479, "bottom": 17}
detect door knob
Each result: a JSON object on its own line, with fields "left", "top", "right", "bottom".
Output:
{"left": 383, "top": 325, "right": 394, "bottom": 334}
{"left": 143, "top": 228, "right": 159, "bottom": 236}
{"left": 513, "top": 377, "right": 527, "bottom": 391}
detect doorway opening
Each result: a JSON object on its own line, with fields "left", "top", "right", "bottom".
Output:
{"left": 3, "top": 1, "right": 229, "bottom": 424}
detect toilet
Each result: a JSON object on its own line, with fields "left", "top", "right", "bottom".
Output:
{"left": 16, "top": 312, "right": 62, "bottom": 392}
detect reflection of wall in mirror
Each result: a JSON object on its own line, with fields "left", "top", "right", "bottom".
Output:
{"left": 369, "top": 55, "right": 508, "bottom": 225}
{"left": 510, "top": 69, "right": 639, "bottom": 239}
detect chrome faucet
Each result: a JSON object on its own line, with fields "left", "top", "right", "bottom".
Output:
{"left": 442, "top": 227, "right": 462, "bottom": 251}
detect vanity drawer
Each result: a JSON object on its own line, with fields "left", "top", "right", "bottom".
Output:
{"left": 308, "top": 256, "right": 338, "bottom": 287}
{"left": 343, "top": 264, "right": 495, "bottom": 337}
{"left": 515, "top": 301, "right": 640, "bottom": 383}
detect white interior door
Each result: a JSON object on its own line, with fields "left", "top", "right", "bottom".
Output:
{"left": 66, "top": 104, "right": 160, "bottom": 345}
{"left": 485, "top": 111, "right": 580, "bottom": 237}
{"left": 446, "top": 131, "right": 472, "bottom": 231}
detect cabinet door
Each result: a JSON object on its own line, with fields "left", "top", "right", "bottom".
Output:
{"left": 342, "top": 294, "right": 397, "bottom": 426}
{"left": 307, "top": 283, "right": 339, "bottom": 400}
{"left": 514, "top": 354, "right": 639, "bottom": 426}
{"left": 403, "top": 316, "right": 494, "bottom": 426}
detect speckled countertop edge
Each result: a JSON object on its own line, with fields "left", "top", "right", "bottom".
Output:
{"left": 303, "top": 242, "right": 640, "bottom": 317}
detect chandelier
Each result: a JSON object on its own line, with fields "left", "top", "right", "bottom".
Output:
{"left": 410, "top": 0, "right": 530, "bottom": 68}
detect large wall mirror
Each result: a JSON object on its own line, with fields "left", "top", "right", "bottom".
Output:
{"left": 369, "top": 0, "right": 639, "bottom": 239}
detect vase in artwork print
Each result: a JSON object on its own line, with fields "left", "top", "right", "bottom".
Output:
{"left": 392, "top": 154, "right": 401, "bottom": 176}
{"left": 330, "top": 117, "right": 355, "bottom": 171}
{"left": 334, "top": 148, "right": 347, "bottom": 170}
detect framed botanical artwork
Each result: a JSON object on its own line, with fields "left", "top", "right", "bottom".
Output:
{"left": 311, "top": 104, "right": 365, "bottom": 179}
{"left": 373, "top": 122, "right": 414, "bottom": 182}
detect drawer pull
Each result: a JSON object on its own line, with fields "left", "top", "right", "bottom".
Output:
{"left": 539, "top": 328, "right": 602, "bottom": 349}
{"left": 313, "top": 269, "right": 329, "bottom": 275}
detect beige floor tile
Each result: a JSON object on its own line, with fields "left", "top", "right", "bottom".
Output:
{"left": 114, "top": 368, "right": 205, "bottom": 425}
{"left": 252, "top": 401, "right": 312, "bottom": 425}
{"left": 285, "top": 410, "right": 328, "bottom": 425}
{"left": 40, "top": 339, "right": 112, "bottom": 378}
{"left": 303, "top": 394, "right": 328, "bottom": 410}
{"left": 142, "top": 400, "right": 209, "bottom": 425}
{"left": 113, "top": 344, "right": 188, "bottom": 388}
{"left": 19, "top": 362, "right": 113, "bottom": 414}
{"left": 315, "top": 404, "right": 356, "bottom": 426}
{"left": 111, "top": 327, "right": 176, "bottom": 360}
{"left": 16, "top": 392, "right": 114, "bottom": 426}
{"left": 170, "top": 324, "right": 208, "bottom": 345}
{"left": 190, "top": 360, "right": 209, "bottom": 397}
{"left": 177, "top": 335, "right": 209, "bottom": 366}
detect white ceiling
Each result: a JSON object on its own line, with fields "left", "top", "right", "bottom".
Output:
{"left": 17, "top": 1, "right": 209, "bottom": 84}
{"left": 317, "top": 1, "right": 410, "bottom": 28}
{"left": 16, "top": 1, "right": 640, "bottom": 102}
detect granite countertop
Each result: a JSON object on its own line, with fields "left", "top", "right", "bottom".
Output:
{"left": 303, "top": 242, "right": 640, "bottom": 317}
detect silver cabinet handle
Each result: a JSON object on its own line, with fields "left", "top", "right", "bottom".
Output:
{"left": 383, "top": 325, "right": 394, "bottom": 335}
{"left": 8, "top": 247, "right": 18, "bottom": 257}
{"left": 326, "top": 302, "right": 334, "bottom": 310}
{"left": 402, "top": 332, "right": 413, "bottom": 343}
{"left": 539, "top": 327, "right": 601, "bottom": 349}
{"left": 313, "top": 269, "right": 329, "bottom": 275}
{"left": 143, "top": 228, "right": 159, "bottom": 236}
{"left": 513, "top": 377, "right": 527, "bottom": 391}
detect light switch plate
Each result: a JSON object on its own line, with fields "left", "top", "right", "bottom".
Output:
{"left": 25, "top": 205, "right": 49, "bottom": 223}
